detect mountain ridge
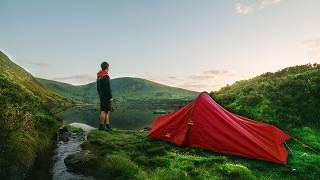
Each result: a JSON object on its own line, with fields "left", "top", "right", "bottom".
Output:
{"left": 37, "top": 76, "right": 198, "bottom": 104}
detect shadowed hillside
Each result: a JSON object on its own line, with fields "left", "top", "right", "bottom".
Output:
{"left": 0, "top": 51, "right": 72, "bottom": 179}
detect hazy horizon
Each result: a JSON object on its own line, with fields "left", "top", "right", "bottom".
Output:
{"left": 1, "top": 0, "right": 320, "bottom": 91}
{"left": 2, "top": 50, "right": 318, "bottom": 94}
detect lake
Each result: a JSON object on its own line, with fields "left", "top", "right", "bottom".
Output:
{"left": 58, "top": 99, "right": 191, "bottom": 129}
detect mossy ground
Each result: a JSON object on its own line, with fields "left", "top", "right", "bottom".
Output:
{"left": 83, "top": 127, "right": 320, "bottom": 180}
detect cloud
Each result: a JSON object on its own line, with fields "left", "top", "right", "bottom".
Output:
{"left": 27, "top": 62, "right": 51, "bottom": 69}
{"left": 182, "top": 69, "right": 234, "bottom": 91}
{"left": 141, "top": 69, "right": 235, "bottom": 92}
{"left": 189, "top": 75, "right": 216, "bottom": 80}
{"left": 189, "top": 69, "right": 233, "bottom": 80}
{"left": 259, "top": 0, "right": 283, "bottom": 9}
{"left": 203, "top": 69, "right": 233, "bottom": 75}
{"left": 302, "top": 38, "right": 320, "bottom": 59}
{"left": 179, "top": 82, "right": 224, "bottom": 92}
{"left": 234, "top": 0, "right": 285, "bottom": 15}
{"left": 234, "top": 3, "right": 253, "bottom": 15}
{"left": 54, "top": 74, "right": 95, "bottom": 83}
{"left": 168, "top": 76, "right": 178, "bottom": 80}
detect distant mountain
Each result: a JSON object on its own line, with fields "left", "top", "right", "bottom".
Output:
{"left": 211, "top": 63, "right": 320, "bottom": 129}
{"left": 37, "top": 77, "right": 198, "bottom": 104}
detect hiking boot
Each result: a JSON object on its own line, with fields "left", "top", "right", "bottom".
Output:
{"left": 98, "top": 124, "right": 105, "bottom": 131}
{"left": 105, "top": 124, "right": 112, "bottom": 131}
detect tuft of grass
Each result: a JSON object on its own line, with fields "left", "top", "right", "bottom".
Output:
{"left": 218, "top": 163, "right": 256, "bottom": 180}
{"left": 290, "top": 127, "right": 320, "bottom": 149}
{"left": 134, "top": 155, "right": 170, "bottom": 168}
{"left": 97, "top": 155, "right": 146, "bottom": 180}
{"left": 150, "top": 168, "right": 188, "bottom": 180}
{"left": 145, "top": 146, "right": 167, "bottom": 156}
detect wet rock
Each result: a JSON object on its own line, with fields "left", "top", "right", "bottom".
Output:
{"left": 58, "top": 126, "right": 69, "bottom": 134}
{"left": 60, "top": 132, "right": 72, "bottom": 142}
{"left": 64, "top": 151, "right": 98, "bottom": 173}
{"left": 58, "top": 127, "right": 72, "bottom": 142}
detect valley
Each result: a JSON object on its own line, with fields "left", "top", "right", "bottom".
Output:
{"left": 1, "top": 50, "right": 319, "bottom": 179}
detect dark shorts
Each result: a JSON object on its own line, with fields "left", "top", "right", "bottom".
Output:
{"left": 99, "top": 95, "right": 111, "bottom": 112}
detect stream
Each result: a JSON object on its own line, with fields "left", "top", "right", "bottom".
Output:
{"left": 27, "top": 124, "right": 95, "bottom": 180}
{"left": 26, "top": 100, "right": 188, "bottom": 179}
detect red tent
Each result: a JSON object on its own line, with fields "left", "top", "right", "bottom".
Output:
{"left": 148, "top": 92, "right": 290, "bottom": 164}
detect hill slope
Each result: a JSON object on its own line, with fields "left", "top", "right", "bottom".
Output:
{"left": 0, "top": 51, "right": 72, "bottom": 179}
{"left": 0, "top": 51, "right": 72, "bottom": 110}
{"left": 37, "top": 77, "right": 198, "bottom": 104}
{"left": 211, "top": 64, "right": 320, "bottom": 129}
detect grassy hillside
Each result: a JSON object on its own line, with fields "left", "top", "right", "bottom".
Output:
{"left": 0, "top": 51, "right": 71, "bottom": 179}
{"left": 111, "top": 77, "right": 198, "bottom": 101}
{"left": 0, "top": 52, "right": 72, "bottom": 112}
{"left": 211, "top": 63, "right": 320, "bottom": 129}
{"left": 36, "top": 78, "right": 87, "bottom": 103}
{"left": 37, "top": 77, "right": 198, "bottom": 104}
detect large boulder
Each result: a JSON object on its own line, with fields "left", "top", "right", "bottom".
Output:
{"left": 64, "top": 151, "right": 98, "bottom": 173}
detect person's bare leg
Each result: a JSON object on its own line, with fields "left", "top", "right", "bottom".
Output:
{"left": 106, "top": 112, "right": 110, "bottom": 124}
{"left": 100, "top": 111, "right": 106, "bottom": 124}
{"left": 99, "top": 111, "right": 106, "bottom": 130}
{"left": 104, "top": 112, "right": 111, "bottom": 130}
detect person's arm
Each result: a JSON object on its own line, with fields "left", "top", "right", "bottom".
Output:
{"left": 97, "top": 79, "right": 100, "bottom": 92}
{"left": 104, "top": 76, "right": 112, "bottom": 100}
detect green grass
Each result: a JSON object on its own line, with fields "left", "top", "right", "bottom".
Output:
{"left": 97, "top": 155, "right": 147, "bottom": 179}
{"left": 83, "top": 129, "right": 320, "bottom": 179}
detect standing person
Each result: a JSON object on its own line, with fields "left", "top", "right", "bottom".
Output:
{"left": 97, "top": 62, "right": 113, "bottom": 131}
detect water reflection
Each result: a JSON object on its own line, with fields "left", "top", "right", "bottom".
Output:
{"left": 58, "top": 100, "right": 189, "bottom": 130}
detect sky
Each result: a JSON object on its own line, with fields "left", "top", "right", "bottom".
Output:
{"left": 1, "top": 0, "right": 320, "bottom": 92}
